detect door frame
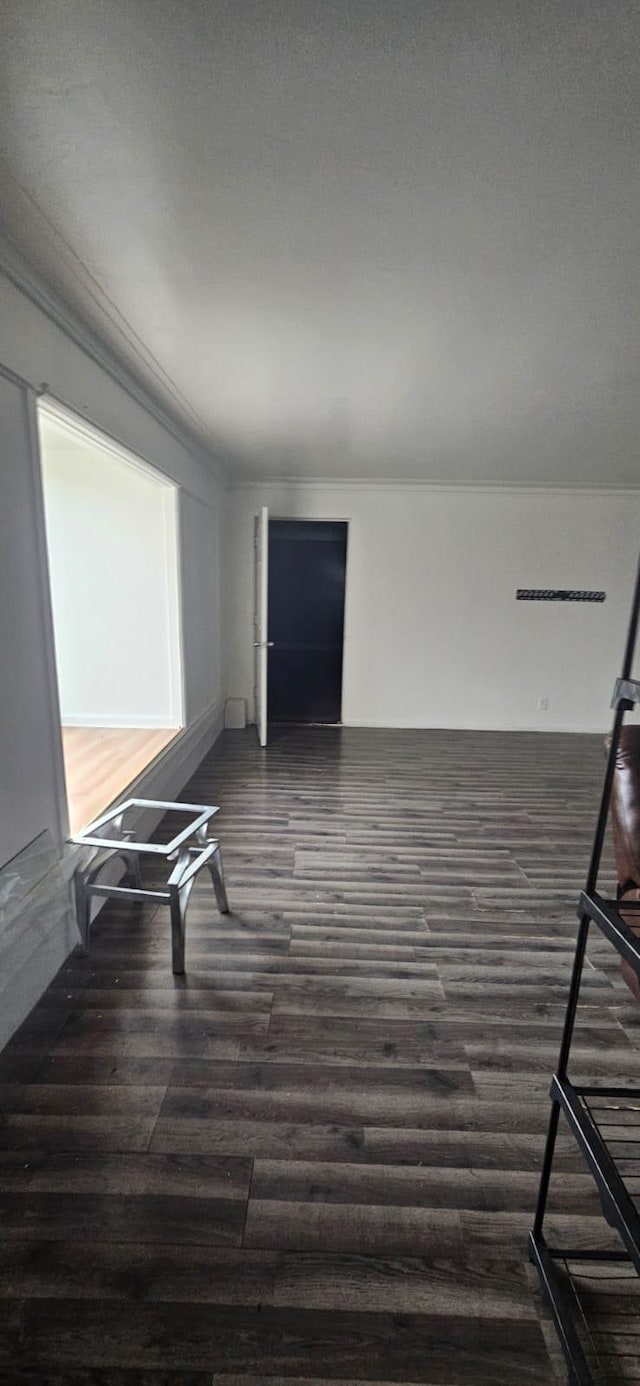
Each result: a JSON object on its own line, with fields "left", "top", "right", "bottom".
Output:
{"left": 253, "top": 505, "right": 270, "bottom": 746}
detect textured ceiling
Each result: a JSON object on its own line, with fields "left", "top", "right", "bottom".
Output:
{"left": 0, "top": 0, "right": 639, "bottom": 484}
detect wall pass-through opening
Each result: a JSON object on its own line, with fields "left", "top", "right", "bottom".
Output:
{"left": 267, "top": 519, "right": 348, "bottom": 725}
{"left": 37, "top": 400, "right": 185, "bottom": 832}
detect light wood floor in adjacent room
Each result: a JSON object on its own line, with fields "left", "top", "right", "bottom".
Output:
{"left": 62, "top": 725, "right": 180, "bottom": 832}
{"left": 0, "top": 725, "right": 637, "bottom": 1383}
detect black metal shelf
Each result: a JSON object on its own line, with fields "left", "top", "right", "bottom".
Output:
{"left": 580, "top": 891, "right": 640, "bottom": 983}
{"left": 551, "top": 1078, "right": 640, "bottom": 1273}
{"left": 530, "top": 549, "right": 640, "bottom": 1384}
{"left": 530, "top": 1240, "right": 640, "bottom": 1385}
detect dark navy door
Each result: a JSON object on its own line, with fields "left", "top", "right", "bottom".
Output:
{"left": 267, "top": 520, "right": 348, "bottom": 723}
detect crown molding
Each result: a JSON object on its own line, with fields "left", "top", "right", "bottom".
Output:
{"left": 0, "top": 230, "right": 229, "bottom": 486}
{"left": 229, "top": 474, "right": 640, "bottom": 496}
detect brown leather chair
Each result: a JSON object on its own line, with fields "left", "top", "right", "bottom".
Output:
{"left": 609, "top": 725, "right": 640, "bottom": 1000}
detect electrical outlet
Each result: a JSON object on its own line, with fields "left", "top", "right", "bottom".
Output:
{"left": 537, "top": 697, "right": 549, "bottom": 711}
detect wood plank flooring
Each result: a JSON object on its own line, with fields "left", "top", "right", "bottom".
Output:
{"left": 62, "top": 725, "right": 180, "bottom": 833}
{"left": 1, "top": 724, "right": 638, "bottom": 1384}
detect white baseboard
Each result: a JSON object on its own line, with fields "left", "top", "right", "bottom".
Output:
{"left": 61, "top": 713, "right": 179, "bottom": 729}
{"left": 249, "top": 711, "right": 608, "bottom": 735}
{"left": 342, "top": 717, "right": 608, "bottom": 734}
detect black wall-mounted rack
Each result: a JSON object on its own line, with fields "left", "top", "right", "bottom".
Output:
{"left": 517, "top": 590, "right": 606, "bottom": 602}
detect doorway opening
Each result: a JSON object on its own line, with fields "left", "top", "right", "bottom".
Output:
{"left": 38, "top": 400, "right": 184, "bottom": 833}
{"left": 267, "top": 519, "right": 348, "bottom": 725}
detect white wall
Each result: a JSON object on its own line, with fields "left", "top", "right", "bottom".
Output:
{"left": 180, "top": 490, "right": 222, "bottom": 724}
{"left": 0, "top": 376, "right": 67, "bottom": 870}
{"left": 0, "top": 259, "right": 227, "bottom": 1049}
{"left": 41, "top": 417, "right": 183, "bottom": 728}
{"left": 226, "top": 483, "right": 640, "bottom": 733}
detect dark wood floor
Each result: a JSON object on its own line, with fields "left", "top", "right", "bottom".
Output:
{"left": 0, "top": 725, "right": 638, "bottom": 1384}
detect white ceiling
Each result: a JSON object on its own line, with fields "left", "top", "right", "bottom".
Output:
{"left": 1, "top": 0, "right": 639, "bottom": 485}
